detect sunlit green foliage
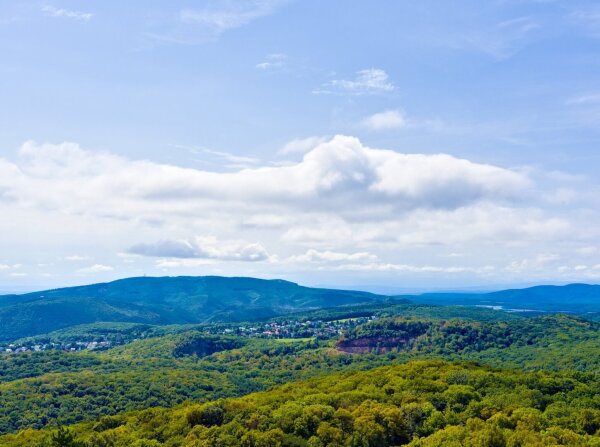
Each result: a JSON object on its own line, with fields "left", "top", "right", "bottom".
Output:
{"left": 0, "top": 313, "right": 599, "bottom": 435}
{"left": 2, "top": 361, "right": 599, "bottom": 447}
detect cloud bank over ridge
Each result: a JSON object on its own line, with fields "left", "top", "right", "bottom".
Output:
{"left": 0, "top": 136, "right": 591, "bottom": 286}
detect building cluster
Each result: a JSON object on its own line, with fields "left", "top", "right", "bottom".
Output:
{"left": 0, "top": 316, "right": 378, "bottom": 354}
{"left": 1, "top": 340, "right": 112, "bottom": 354}
{"left": 204, "top": 316, "right": 376, "bottom": 340}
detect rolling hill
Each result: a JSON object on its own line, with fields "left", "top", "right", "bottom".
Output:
{"left": 2, "top": 277, "right": 600, "bottom": 343}
{"left": 0, "top": 276, "right": 394, "bottom": 341}
{"left": 409, "top": 283, "right": 600, "bottom": 315}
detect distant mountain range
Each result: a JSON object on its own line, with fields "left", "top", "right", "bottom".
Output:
{"left": 409, "top": 283, "right": 600, "bottom": 314}
{"left": 0, "top": 276, "right": 393, "bottom": 341}
{"left": 0, "top": 277, "right": 598, "bottom": 342}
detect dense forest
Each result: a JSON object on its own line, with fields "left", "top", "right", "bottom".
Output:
{"left": 1, "top": 284, "right": 599, "bottom": 446}
{"left": 2, "top": 360, "right": 599, "bottom": 446}
{"left": 0, "top": 304, "right": 599, "bottom": 440}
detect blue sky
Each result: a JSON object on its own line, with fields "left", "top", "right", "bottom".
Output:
{"left": 1, "top": 0, "right": 600, "bottom": 292}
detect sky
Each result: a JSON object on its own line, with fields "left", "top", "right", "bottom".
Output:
{"left": 1, "top": 0, "right": 600, "bottom": 292}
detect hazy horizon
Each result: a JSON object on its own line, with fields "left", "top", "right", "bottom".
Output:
{"left": 0, "top": 273, "right": 595, "bottom": 297}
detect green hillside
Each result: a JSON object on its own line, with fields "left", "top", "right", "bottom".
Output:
{"left": 411, "top": 283, "right": 600, "bottom": 314}
{"left": 338, "top": 314, "right": 600, "bottom": 371}
{"left": 3, "top": 360, "right": 599, "bottom": 447}
{"left": 3, "top": 277, "right": 600, "bottom": 342}
{"left": 1, "top": 278, "right": 600, "bottom": 444}
{"left": 0, "top": 311, "right": 598, "bottom": 435}
{"left": 0, "top": 276, "right": 393, "bottom": 341}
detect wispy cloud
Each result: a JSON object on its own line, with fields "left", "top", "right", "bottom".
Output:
{"left": 173, "top": 144, "right": 260, "bottom": 169}
{"left": 65, "top": 255, "right": 91, "bottom": 262}
{"left": 0, "top": 263, "right": 24, "bottom": 272}
{"left": 571, "top": 7, "right": 600, "bottom": 37}
{"left": 143, "top": 1, "right": 289, "bottom": 45}
{"left": 314, "top": 68, "right": 395, "bottom": 95}
{"left": 42, "top": 5, "right": 93, "bottom": 22}
{"left": 77, "top": 264, "right": 113, "bottom": 274}
{"left": 328, "top": 262, "right": 494, "bottom": 275}
{"left": 362, "top": 110, "right": 406, "bottom": 130}
{"left": 506, "top": 253, "right": 560, "bottom": 274}
{"left": 566, "top": 92, "right": 600, "bottom": 127}
{"left": 451, "top": 16, "right": 540, "bottom": 60}
{"left": 289, "top": 249, "right": 378, "bottom": 263}
{"left": 256, "top": 53, "right": 287, "bottom": 70}
{"left": 156, "top": 258, "right": 214, "bottom": 269}
{"left": 568, "top": 93, "right": 600, "bottom": 105}
{"left": 180, "top": 0, "right": 286, "bottom": 34}
{"left": 278, "top": 136, "right": 329, "bottom": 156}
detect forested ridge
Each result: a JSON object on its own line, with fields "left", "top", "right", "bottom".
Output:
{"left": 0, "top": 276, "right": 391, "bottom": 341}
{"left": 0, "top": 288, "right": 599, "bottom": 446}
{"left": 337, "top": 315, "right": 600, "bottom": 371}
{"left": 3, "top": 277, "right": 599, "bottom": 342}
{"left": 2, "top": 360, "right": 599, "bottom": 447}
{"left": 0, "top": 310, "right": 598, "bottom": 440}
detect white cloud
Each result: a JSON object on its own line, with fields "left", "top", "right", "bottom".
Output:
{"left": 174, "top": 144, "right": 260, "bottom": 169}
{"left": 256, "top": 53, "right": 287, "bottom": 70}
{"left": 65, "top": 255, "right": 91, "bottom": 262}
{"left": 129, "top": 239, "right": 198, "bottom": 258}
{"left": 568, "top": 93, "right": 600, "bottom": 105}
{"left": 315, "top": 69, "right": 395, "bottom": 95}
{"left": 144, "top": 1, "right": 288, "bottom": 45}
{"left": 0, "top": 136, "right": 581, "bottom": 284}
{"left": 180, "top": 0, "right": 285, "bottom": 33}
{"left": 451, "top": 16, "right": 540, "bottom": 60}
{"left": 577, "top": 246, "right": 598, "bottom": 256}
{"left": 129, "top": 236, "right": 271, "bottom": 262}
{"left": 362, "top": 110, "right": 406, "bottom": 130}
{"left": 565, "top": 91, "right": 600, "bottom": 129}
{"left": 278, "top": 136, "right": 329, "bottom": 155}
{"left": 555, "top": 264, "right": 600, "bottom": 279}
{"left": 543, "top": 187, "right": 578, "bottom": 205}
{"left": 290, "top": 249, "right": 378, "bottom": 263}
{"left": 281, "top": 204, "right": 568, "bottom": 248}
{"left": 156, "top": 258, "right": 215, "bottom": 269}
{"left": 3, "top": 137, "right": 528, "bottom": 221}
{"left": 242, "top": 214, "right": 289, "bottom": 228}
{"left": 327, "top": 262, "right": 494, "bottom": 275}
{"left": 571, "top": 7, "right": 600, "bottom": 38}
{"left": 0, "top": 264, "right": 9, "bottom": 270}
{"left": 505, "top": 253, "right": 561, "bottom": 274}
{"left": 42, "top": 5, "right": 93, "bottom": 22}
{"left": 77, "top": 264, "right": 114, "bottom": 274}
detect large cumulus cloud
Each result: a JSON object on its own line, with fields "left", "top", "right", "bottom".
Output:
{"left": 2, "top": 136, "right": 529, "bottom": 219}
{"left": 0, "top": 136, "right": 581, "bottom": 283}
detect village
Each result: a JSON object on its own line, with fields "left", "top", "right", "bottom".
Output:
{"left": 2, "top": 340, "right": 113, "bottom": 354}
{"left": 205, "top": 315, "right": 375, "bottom": 339}
{"left": 0, "top": 315, "right": 376, "bottom": 354}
